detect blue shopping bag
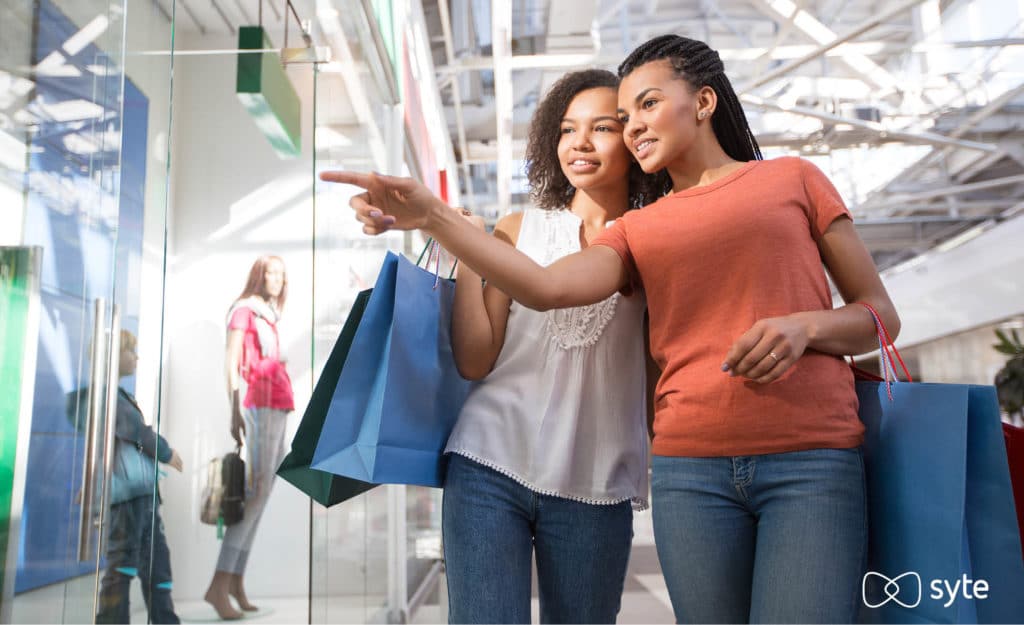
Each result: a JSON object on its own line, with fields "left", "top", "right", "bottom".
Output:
{"left": 857, "top": 306, "right": 1024, "bottom": 624}
{"left": 310, "top": 250, "right": 472, "bottom": 487}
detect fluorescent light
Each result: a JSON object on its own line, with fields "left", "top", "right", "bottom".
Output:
{"left": 0, "top": 70, "right": 34, "bottom": 110}
{"left": 0, "top": 182, "right": 25, "bottom": 245}
{"left": 63, "top": 133, "right": 98, "bottom": 155}
{"left": 34, "top": 51, "right": 82, "bottom": 77}
{"left": 760, "top": 0, "right": 896, "bottom": 90}
{"left": 63, "top": 15, "right": 109, "bottom": 56}
{"left": 935, "top": 222, "right": 992, "bottom": 253}
{"left": 0, "top": 130, "right": 27, "bottom": 172}
{"left": 39, "top": 99, "right": 105, "bottom": 122}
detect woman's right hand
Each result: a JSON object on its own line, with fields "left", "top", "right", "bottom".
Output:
{"left": 319, "top": 171, "right": 444, "bottom": 234}
{"left": 230, "top": 408, "right": 245, "bottom": 447}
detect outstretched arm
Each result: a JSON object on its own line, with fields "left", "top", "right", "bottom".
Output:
{"left": 320, "top": 171, "right": 630, "bottom": 310}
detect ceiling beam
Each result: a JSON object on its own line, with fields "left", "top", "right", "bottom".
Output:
{"left": 881, "top": 174, "right": 1024, "bottom": 204}
{"left": 434, "top": 37, "right": 1024, "bottom": 74}
{"left": 865, "top": 82, "right": 1024, "bottom": 206}
{"left": 741, "top": 94, "right": 999, "bottom": 152}
{"left": 316, "top": 6, "right": 387, "bottom": 170}
{"left": 856, "top": 215, "right": 993, "bottom": 225}
{"left": 702, "top": 0, "right": 755, "bottom": 46}
{"left": 438, "top": 53, "right": 623, "bottom": 73}
{"left": 736, "top": 0, "right": 927, "bottom": 94}
{"left": 750, "top": 0, "right": 899, "bottom": 90}
{"left": 597, "top": 0, "right": 631, "bottom": 27}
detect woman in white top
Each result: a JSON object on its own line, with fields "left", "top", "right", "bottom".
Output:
{"left": 440, "top": 69, "right": 664, "bottom": 624}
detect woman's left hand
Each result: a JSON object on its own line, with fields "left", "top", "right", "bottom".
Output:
{"left": 722, "top": 315, "right": 810, "bottom": 384}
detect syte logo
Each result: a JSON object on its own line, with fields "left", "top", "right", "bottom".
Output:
{"left": 863, "top": 571, "right": 990, "bottom": 610}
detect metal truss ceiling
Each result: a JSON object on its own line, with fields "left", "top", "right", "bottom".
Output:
{"left": 422, "top": 0, "right": 1024, "bottom": 272}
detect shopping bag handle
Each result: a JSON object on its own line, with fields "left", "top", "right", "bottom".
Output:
{"left": 858, "top": 303, "right": 912, "bottom": 382}
{"left": 853, "top": 302, "right": 912, "bottom": 400}
{"left": 415, "top": 238, "right": 458, "bottom": 285}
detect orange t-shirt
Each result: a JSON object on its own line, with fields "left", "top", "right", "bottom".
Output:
{"left": 592, "top": 156, "right": 862, "bottom": 457}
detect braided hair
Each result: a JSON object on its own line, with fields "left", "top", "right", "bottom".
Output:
{"left": 525, "top": 69, "right": 669, "bottom": 210}
{"left": 618, "top": 35, "right": 762, "bottom": 163}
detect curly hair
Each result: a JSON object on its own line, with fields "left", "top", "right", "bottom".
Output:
{"left": 525, "top": 69, "right": 671, "bottom": 210}
{"left": 618, "top": 35, "right": 762, "bottom": 163}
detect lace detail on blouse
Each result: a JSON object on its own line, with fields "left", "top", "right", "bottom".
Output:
{"left": 545, "top": 295, "right": 621, "bottom": 349}
{"left": 538, "top": 209, "right": 621, "bottom": 350}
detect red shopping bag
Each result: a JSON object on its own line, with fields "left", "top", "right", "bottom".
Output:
{"left": 1003, "top": 422, "right": 1024, "bottom": 560}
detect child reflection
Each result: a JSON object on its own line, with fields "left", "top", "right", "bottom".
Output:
{"left": 68, "top": 330, "right": 184, "bottom": 624}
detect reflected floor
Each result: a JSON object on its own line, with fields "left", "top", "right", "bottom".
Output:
{"left": 14, "top": 513, "right": 672, "bottom": 623}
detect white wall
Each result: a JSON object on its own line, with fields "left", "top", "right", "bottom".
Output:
{"left": 158, "top": 34, "right": 316, "bottom": 601}
{"left": 901, "top": 321, "right": 1016, "bottom": 386}
{"left": 881, "top": 213, "right": 1024, "bottom": 349}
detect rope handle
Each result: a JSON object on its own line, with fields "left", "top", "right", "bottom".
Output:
{"left": 853, "top": 303, "right": 911, "bottom": 401}
{"left": 415, "top": 238, "right": 458, "bottom": 286}
{"left": 858, "top": 302, "right": 912, "bottom": 382}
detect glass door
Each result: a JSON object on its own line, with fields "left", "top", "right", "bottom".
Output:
{"left": 142, "top": 4, "right": 324, "bottom": 621}
{"left": 1, "top": 0, "right": 142, "bottom": 621}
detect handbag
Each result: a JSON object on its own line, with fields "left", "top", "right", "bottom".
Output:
{"left": 856, "top": 304, "right": 1024, "bottom": 624}
{"left": 201, "top": 449, "right": 246, "bottom": 537}
{"left": 276, "top": 289, "right": 378, "bottom": 506}
{"left": 108, "top": 438, "right": 157, "bottom": 505}
{"left": 310, "top": 244, "right": 472, "bottom": 487}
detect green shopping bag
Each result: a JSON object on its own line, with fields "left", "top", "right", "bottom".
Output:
{"left": 276, "top": 289, "right": 378, "bottom": 506}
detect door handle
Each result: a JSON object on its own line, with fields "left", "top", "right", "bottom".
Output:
{"left": 96, "top": 304, "right": 120, "bottom": 555}
{"left": 77, "top": 298, "right": 106, "bottom": 562}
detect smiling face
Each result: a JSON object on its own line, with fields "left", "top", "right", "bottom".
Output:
{"left": 555, "top": 87, "right": 633, "bottom": 193}
{"left": 617, "top": 59, "right": 716, "bottom": 173}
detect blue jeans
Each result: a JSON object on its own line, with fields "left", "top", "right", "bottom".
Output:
{"left": 96, "top": 495, "right": 179, "bottom": 624}
{"left": 651, "top": 448, "right": 867, "bottom": 624}
{"left": 442, "top": 454, "right": 633, "bottom": 624}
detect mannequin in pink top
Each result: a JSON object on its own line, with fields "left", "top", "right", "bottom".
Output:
{"left": 204, "top": 255, "right": 294, "bottom": 620}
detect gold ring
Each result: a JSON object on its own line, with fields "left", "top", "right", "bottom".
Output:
{"left": 768, "top": 351, "right": 780, "bottom": 363}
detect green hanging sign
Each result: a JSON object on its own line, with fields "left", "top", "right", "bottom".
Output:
{"left": 236, "top": 26, "right": 301, "bottom": 158}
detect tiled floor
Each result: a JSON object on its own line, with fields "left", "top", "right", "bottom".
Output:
{"left": 170, "top": 510, "right": 677, "bottom": 624}
{"left": 15, "top": 511, "right": 673, "bottom": 624}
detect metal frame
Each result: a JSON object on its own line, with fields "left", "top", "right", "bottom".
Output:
{"left": 422, "top": 0, "right": 1024, "bottom": 268}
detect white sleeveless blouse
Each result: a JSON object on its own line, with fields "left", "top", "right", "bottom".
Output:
{"left": 445, "top": 207, "right": 650, "bottom": 509}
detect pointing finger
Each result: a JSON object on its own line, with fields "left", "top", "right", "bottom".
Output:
{"left": 320, "top": 170, "right": 374, "bottom": 188}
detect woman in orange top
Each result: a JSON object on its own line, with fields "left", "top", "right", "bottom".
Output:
{"left": 325, "top": 34, "right": 899, "bottom": 624}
